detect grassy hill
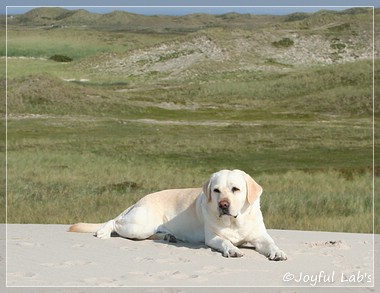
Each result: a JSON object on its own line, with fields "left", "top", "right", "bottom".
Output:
{"left": 2, "top": 8, "right": 378, "bottom": 232}
{"left": 6, "top": 7, "right": 377, "bottom": 58}
{"left": 10, "top": 8, "right": 285, "bottom": 31}
{"left": 8, "top": 7, "right": 378, "bottom": 32}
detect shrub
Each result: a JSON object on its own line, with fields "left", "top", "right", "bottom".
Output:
{"left": 272, "top": 37, "right": 294, "bottom": 48}
{"left": 49, "top": 54, "right": 73, "bottom": 62}
{"left": 331, "top": 43, "right": 346, "bottom": 51}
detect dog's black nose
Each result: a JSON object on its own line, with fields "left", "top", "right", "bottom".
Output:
{"left": 219, "top": 199, "right": 230, "bottom": 210}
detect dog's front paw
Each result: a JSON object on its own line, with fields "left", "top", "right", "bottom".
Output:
{"left": 223, "top": 247, "right": 244, "bottom": 258}
{"left": 268, "top": 247, "right": 287, "bottom": 261}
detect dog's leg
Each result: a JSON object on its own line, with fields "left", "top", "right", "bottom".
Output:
{"left": 96, "top": 206, "right": 158, "bottom": 240}
{"left": 96, "top": 220, "right": 116, "bottom": 239}
{"left": 251, "top": 233, "right": 287, "bottom": 261}
{"left": 205, "top": 228, "right": 243, "bottom": 258}
{"left": 112, "top": 206, "right": 158, "bottom": 240}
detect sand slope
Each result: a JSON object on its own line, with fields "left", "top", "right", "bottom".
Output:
{"left": 1, "top": 224, "right": 378, "bottom": 290}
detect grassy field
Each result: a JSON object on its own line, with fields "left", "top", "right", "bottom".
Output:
{"left": 3, "top": 8, "right": 379, "bottom": 233}
{"left": 6, "top": 117, "right": 375, "bottom": 232}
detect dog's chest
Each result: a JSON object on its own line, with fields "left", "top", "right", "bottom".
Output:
{"left": 217, "top": 217, "right": 251, "bottom": 244}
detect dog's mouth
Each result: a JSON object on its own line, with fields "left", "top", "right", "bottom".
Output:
{"left": 219, "top": 209, "right": 239, "bottom": 218}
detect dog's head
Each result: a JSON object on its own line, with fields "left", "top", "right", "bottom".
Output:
{"left": 203, "top": 169, "right": 263, "bottom": 219}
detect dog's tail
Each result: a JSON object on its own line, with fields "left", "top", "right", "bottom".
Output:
{"left": 68, "top": 223, "right": 104, "bottom": 233}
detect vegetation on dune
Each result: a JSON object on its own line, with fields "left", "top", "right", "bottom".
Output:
{"left": 3, "top": 7, "right": 378, "bottom": 233}
{"left": 49, "top": 54, "right": 73, "bottom": 62}
{"left": 272, "top": 37, "right": 294, "bottom": 48}
{"left": 6, "top": 60, "right": 377, "bottom": 117}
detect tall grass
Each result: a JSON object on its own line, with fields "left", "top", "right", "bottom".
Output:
{"left": 6, "top": 117, "right": 375, "bottom": 233}
{"left": 260, "top": 171, "right": 374, "bottom": 232}
{"left": 6, "top": 147, "right": 374, "bottom": 233}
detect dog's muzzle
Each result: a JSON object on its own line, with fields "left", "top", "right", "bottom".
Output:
{"left": 218, "top": 199, "right": 238, "bottom": 218}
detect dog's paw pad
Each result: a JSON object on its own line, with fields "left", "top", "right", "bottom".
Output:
{"left": 268, "top": 249, "right": 287, "bottom": 261}
{"left": 223, "top": 248, "right": 244, "bottom": 258}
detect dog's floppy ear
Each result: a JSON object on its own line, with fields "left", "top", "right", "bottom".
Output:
{"left": 235, "top": 170, "right": 263, "bottom": 205}
{"left": 202, "top": 179, "right": 212, "bottom": 201}
{"left": 246, "top": 173, "right": 263, "bottom": 205}
{"left": 203, "top": 171, "right": 220, "bottom": 201}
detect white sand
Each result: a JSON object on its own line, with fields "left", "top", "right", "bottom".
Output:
{"left": 1, "top": 224, "right": 378, "bottom": 291}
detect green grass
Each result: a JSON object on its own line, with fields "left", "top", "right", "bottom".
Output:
{"left": 261, "top": 171, "right": 374, "bottom": 232}
{"left": 7, "top": 149, "right": 375, "bottom": 233}
{"left": 6, "top": 60, "right": 377, "bottom": 117}
{"left": 4, "top": 28, "right": 180, "bottom": 59}
{"left": 6, "top": 116, "right": 375, "bottom": 232}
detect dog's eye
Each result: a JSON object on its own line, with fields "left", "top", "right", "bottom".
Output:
{"left": 232, "top": 187, "right": 240, "bottom": 193}
{"left": 213, "top": 188, "right": 220, "bottom": 193}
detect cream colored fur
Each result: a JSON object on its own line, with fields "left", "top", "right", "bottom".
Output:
{"left": 69, "top": 169, "right": 287, "bottom": 260}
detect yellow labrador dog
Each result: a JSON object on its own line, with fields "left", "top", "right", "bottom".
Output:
{"left": 69, "top": 169, "right": 287, "bottom": 260}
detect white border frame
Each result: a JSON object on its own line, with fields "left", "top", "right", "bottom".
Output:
{"left": 4, "top": 5, "right": 376, "bottom": 289}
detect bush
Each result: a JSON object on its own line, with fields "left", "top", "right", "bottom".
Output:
{"left": 331, "top": 43, "right": 346, "bottom": 51}
{"left": 272, "top": 38, "right": 294, "bottom": 48}
{"left": 49, "top": 54, "right": 73, "bottom": 62}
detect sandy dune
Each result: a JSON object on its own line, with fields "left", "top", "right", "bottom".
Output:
{"left": 1, "top": 224, "right": 378, "bottom": 291}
